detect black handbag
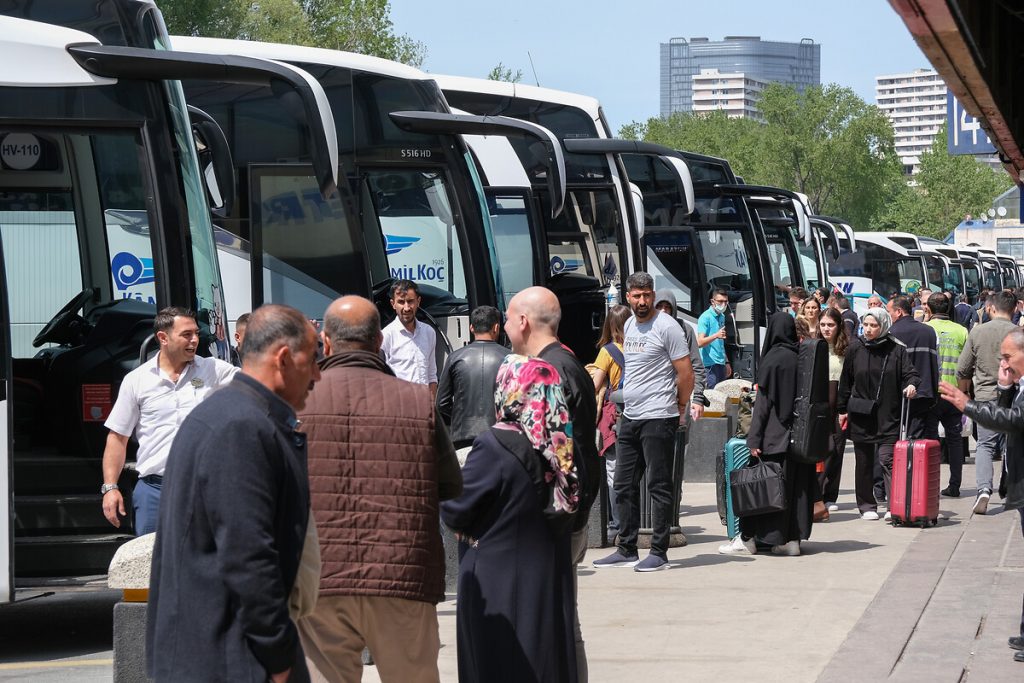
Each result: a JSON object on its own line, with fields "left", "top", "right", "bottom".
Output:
{"left": 847, "top": 353, "right": 888, "bottom": 416}
{"left": 729, "top": 458, "right": 787, "bottom": 517}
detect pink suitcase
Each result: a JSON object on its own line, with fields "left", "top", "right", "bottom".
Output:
{"left": 890, "top": 399, "right": 940, "bottom": 527}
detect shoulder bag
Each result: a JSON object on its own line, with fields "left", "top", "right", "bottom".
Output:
{"left": 729, "top": 458, "right": 787, "bottom": 517}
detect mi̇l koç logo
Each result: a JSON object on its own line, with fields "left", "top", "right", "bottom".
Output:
{"left": 385, "top": 234, "right": 421, "bottom": 255}
{"left": 112, "top": 251, "right": 156, "bottom": 290}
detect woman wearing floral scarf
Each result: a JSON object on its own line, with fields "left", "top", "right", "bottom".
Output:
{"left": 441, "top": 354, "right": 579, "bottom": 683}
{"left": 838, "top": 306, "right": 921, "bottom": 520}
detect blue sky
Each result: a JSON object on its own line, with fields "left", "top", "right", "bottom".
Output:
{"left": 390, "top": 0, "right": 929, "bottom": 133}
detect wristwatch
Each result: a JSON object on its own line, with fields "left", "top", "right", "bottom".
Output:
{"left": 100, "top": 483, "right": 119, "bottom": 495}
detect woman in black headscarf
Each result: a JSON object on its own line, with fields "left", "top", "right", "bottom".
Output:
{"left": 719, "top": 312, "right": 817, "bottom": 556}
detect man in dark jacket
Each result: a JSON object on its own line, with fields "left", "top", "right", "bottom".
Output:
{"left": 436, "top": 305, "right": 510, "bottom": 456}
{"left": 297, "top": 295, "right": 461, "bottom": 683}
{"left": 940, "top": 326, "right": 1024, "bottom": 664}
{"left": 147, "top": 305, "right": 322, "bottom": 683}
{"left": 504, "top": 285, "right": 597, "bottom": 682}
{"left": 888, "top": 295, "right": 939, "bottom": 438}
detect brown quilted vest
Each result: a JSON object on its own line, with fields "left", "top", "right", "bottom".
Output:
{"left": 298, "top": 350, "right": 444, "bottom": 604}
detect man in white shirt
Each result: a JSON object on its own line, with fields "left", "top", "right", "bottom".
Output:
{"left": 380, "top": 279, "right": 438, "bottom": 397}
{"left": 101, "top": 306, "right": 237, "bottom": 535}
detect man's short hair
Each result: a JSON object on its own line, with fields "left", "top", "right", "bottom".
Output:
{"left": 242, "top": 305, "right": 311, "bottom": 359}
{"left": 926, "top": 292, "right": 950, "bottom": 316}
{"left": 1006, "top": 327, "right": 1024, "bottom": 351}
{"left": 990, "top": 290, "right": 1018, "bottom": 315}
{"left": 235, "top": 312, "right": 251, "bottom": 330}
{"left": 390, "top": 279, "right": 419, "bottom": 300}
{"left": 958, "top": 293, "right": 969, "bottom": 303}
{"left": 154, "top": 306, "right": 196, "bottom": 335}
{"left": 323, "top": 302, "right": 381, "bottom": 348}
{"left": 790, "top": 287, "right": 809, "bottom": 301}
{"left": 918, "top": 287, "right": 932, "bottom": 295}
{"left": 711, "top": 288, "right": 729, "bottom": 301}
{"left": 470, "top": 305, "right": 501, "bottom": 334}
{"left": 832, "top": 293, "right": 850, "bottom": 311}
{"left": 890, "top": 295, "right": 913, "bottom": 316}
{"left": 625, "top": 272, "right": 654, "bottom": 292}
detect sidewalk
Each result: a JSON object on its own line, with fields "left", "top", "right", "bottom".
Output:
{"left": 364, "top": 454, "right": 1023, "bottom": 682}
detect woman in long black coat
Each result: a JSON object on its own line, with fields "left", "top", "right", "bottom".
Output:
{"left": 720, "top": 312, "right": 817, "bottom": 557}
{"left": 838, "top": 306, "right": 920, "bottom": 520}
{"left": 441, "top": 355, "right": 579, "bottom": 683}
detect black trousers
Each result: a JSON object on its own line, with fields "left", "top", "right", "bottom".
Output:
{"left": 1019, "top": 509, "right": 1024, "bottom": 638}
{"left": 854, "top": 441, "right": 895, "bottom": 512}
{"left": 613, "top": 416, "right": 677, "bottom": 557}
{"left": 819, "top": 429, "right": 847, "bottom": 504}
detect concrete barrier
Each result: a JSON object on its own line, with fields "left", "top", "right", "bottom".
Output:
{"left": 107, "top": 534, "right": 154, "bottom": 683}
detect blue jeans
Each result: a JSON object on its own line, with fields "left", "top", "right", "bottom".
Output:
{"left": 133, "top": 477, "right": 162, "bottom": 536}
{"left": 706, "top": 364, "right": 727, "bottom": 390}
{"left": 613, "top": 416, "right": 678, "bottom": 557}
{"left": 974, "top": 424, "right": 1004, "bottom": 493}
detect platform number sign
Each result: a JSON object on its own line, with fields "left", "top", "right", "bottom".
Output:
{"left": 947, "top": 92, "right": 996, "bottom": 155}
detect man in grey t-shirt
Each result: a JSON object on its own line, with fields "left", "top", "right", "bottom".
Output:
{"left": 594, "top": 272, "right": 694, "bottom": 572}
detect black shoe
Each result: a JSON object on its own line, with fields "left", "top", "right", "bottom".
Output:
{"left": 1015, "top": 650, "right": 1024, "bottom": 663}
{"left": 941, "top": 486, "right": 960, "bottom": 498}
{"left": 1010, "top": 636, "right": 1024, "bottom": 651}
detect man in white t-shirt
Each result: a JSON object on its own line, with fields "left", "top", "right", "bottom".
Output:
{"left": 380, "top": 279, "right": 438, "bottom": 397}
{"left": 101, "top": 307, "right": 237, "bottom": 535}
{"left": 594, "top": 272, "right": 693, "bottom": 572}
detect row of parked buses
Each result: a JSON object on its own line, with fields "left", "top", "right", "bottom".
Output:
{"left": 0, "top": 0, "right": 1017, "bottom": 600}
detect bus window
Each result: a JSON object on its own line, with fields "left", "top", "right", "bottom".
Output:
{"left": 540, "top": 188, "right": 622, "bottom": 285}
{"left": 365, "top": 169, "right": 467, "bottom": 303}
{"left": 925, "top": 256, "right": 945, "bottom": 291}
{"left": 486, "top": 191, "right": 536, "bottom": 302}
{"left": 698, "top": 228, "right": 753, "bottom": 294}
{"left": 646, "top": 230, "right": 695, "bottom": 313}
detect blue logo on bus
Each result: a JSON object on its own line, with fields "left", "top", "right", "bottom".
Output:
{"left": 384, "top": 234, "right": 421, "bottom": 255}
{"left": 550, "top": 257, "right": 584, "bottom": 275}
{"left": 111, "top": 252, "right": 155, "bottom": 291}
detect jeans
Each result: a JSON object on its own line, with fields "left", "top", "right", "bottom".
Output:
{"left": 133, "top": 477, "right": 161, "bottom": 536}
{"left": 975, "top": 424, "right": 1005, "bottom": 493}
{"left": 605, "top": 446, "right": 618, "bottom": 533}
{"left": 613, "top": 416, "right": 677, "bottom": 557}
{"left": 706, "top": 364, "right": 727, "bottom": 390}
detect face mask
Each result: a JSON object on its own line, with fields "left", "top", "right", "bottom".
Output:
{"left": 713, "top": 303, "right": 727, "bottom": 314}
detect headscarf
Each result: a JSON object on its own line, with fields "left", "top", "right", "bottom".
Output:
{"left": 494, "top": 355, "right": 579, "bottom": 514}
{"left": 757, "top": 312, "right": 799, "bottom": 423}
{"left": 860, "top": 306, "right": 892, "bottom": 347}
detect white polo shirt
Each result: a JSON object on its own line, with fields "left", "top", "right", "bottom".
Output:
{"left": 380, "top": 317, "right": 437, "bottom": 385}
{"left": 104, "top": 353, "right": 238, "bottom": 477}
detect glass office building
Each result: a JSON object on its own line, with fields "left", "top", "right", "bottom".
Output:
{"left": 660, "top": 36, "right": 821, "bottom": 118}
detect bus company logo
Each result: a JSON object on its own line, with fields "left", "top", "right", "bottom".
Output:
{"left": 550, "top": 256, "right": 583, "bottom": 275}
{"left": 838, "top": 282, "right": 855, "bottom": 294}
{"left": 111, "top": 251, "right": 155, "bottom": 291}
{"left": 384, "top": 234, "right": 421, "bottom": 255}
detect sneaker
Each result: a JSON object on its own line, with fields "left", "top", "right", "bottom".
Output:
{"left": 861, "top": 511, "right": 880, "bottom": 520}
{"left": 973, "top": 490, "right": 991, "bottom": 515}
{"left": 771, "top": 540, "right": 801, "bottom": 556}
{"left": 827, "top": 502, "right": 839, "bottom": 512}
{"left": 718, "top": 535, "right": 757, "bottom": 555}
{"left": 884, "top": 511, "right": 892, "bottom": 521}
{"left": 941, "top": 486, "right": 960, "bottom": 498}
{"left": 1009, "top": 636, "right": 1024, "bottom": 651}
{"left": 1015, "top": 650, "right": 1024, "bottom": 663}
{"left": 593, "top": 550, "right": 639, "bottom": 568}
{"left": 634, "top": 553, "right": 669, "bottom": 572}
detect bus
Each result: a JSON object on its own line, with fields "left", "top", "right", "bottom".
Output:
{"left": 874, "top": 232, "right": 948, "bottom": 292}
{"left": 826, "top": 232, "right": 927, "bottom": 314}
{"left": 977, "top": 248, "right": 1004, "bottom": 291}
{"left": 0, "top": 3, "right": 338, "bottom": 600}
{"left": 998, "top": 255, "right": 1020, "bottom": 289}
{"left": 956, "top": 247, "right": 984, "bottom": 303}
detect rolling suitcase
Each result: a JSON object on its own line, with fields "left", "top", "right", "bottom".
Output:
{"left": 890, "top": 398, "right": 941, "bottom": 527}
{"left": 717, "top": 437, "right": 751, "bottom": 538}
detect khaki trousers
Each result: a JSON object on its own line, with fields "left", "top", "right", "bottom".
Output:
{"left": 298, "top": 594, "right": 440, "bottom": 683}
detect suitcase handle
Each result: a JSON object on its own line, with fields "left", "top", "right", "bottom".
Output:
{"left": 899, "top": 394, "right": 909, "bottom": 442}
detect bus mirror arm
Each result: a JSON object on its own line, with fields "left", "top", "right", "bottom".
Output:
{"left": 188, "top": 106, "right": 234, "bottom": 218}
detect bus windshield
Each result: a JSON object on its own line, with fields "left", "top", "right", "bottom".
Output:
{"left": 982, "top": 262, "right": 1001, "bottom": 290}
{"left": 924, "top": 255, "right": 945, "bottom": 291}
{"left": 964, "top": 263, "right": 982, "bottom": 296}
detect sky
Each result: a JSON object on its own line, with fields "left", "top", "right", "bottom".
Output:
{"left": 389, "top": 0, "right": 930, "bottom": 133}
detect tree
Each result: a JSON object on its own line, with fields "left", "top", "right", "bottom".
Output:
{"left": 872, "top": 123, "right": 1014, "bottom": 238}
{"left": 487, "top": 63, "right": 523, "bottom": 83}
{"left": 158, "top": 0, "right": 426, "bottom": 67}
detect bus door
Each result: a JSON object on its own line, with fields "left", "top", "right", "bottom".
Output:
{"left": 0, "top": 225, "right": 9, "bottom": 602}
{"left": 810, "top": 217, "right": 842, "bottom": 288}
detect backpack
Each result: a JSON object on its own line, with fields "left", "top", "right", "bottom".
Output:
{"left": 789, "top": 338, "right": 832, "bottom": 464}
{"left": 597, "top": 343, "right": 624, "bottom": 456}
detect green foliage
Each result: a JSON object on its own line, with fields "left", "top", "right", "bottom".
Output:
{"left": 158, "top": 0, "right": 426, "bottom": 67}
{"left": 487, "top": 63, "right": 523, "bottom": 83}
{"left": 872, "top": 123, "right": 1014, "bottom": 239}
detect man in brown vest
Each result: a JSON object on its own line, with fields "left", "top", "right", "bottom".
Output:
{"left": 297, "top": 295, "right": 462, "bottom": 683}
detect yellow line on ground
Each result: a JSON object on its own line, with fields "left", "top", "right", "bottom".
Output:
{"left": 0, "top": 658, "right": 112, "bottom": 670}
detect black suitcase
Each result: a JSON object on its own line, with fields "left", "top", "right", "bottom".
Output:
{"left": 789, "top": 338, "right": 831, "bottom": 464}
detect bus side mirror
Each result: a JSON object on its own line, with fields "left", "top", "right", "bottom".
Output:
{"left": 188, "top": 106, "right": 234, "bottom": 218}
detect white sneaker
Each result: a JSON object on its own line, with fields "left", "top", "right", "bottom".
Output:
{"left": 827, "top": 503, "right": 839, "bottom": 512}
{"left": 718, "top": 535, "right": 756, "bottom": 555}
{"left": 884, "top": 511, "right": 892, "bottom": 521}
{"left": 973, "top": 491, "right": 991, "bottom": 515}
{"left": 861, "top": 510, "right": 880, "bottom": 520}
{"left": 771, "top": 540, "right": 801, "bottom": 556}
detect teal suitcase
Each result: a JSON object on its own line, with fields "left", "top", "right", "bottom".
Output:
{"left": 717, "top": 437, "right": 751, "bottom": 538}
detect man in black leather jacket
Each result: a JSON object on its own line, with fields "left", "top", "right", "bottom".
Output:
{"left": 940, "top": 326, "right": 1024, "bottom": 664}
{"left": 436, "top": 306, "right": 510, "bottom": 454}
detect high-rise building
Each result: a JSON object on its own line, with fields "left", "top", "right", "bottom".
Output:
{"left": 691, "top": 69, "right": 768, "bottom": 121}
{"left": 660, "top": 36, "right": 820, "bottom": 118}
{"left": 875, "top": 69, "right": 946, "bottom": 175}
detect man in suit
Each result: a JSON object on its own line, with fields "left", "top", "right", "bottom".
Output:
{"left": 147, "top": 304, "right": 322, "bottom": 683}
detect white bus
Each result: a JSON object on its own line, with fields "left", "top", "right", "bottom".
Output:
{"left": 826, "top": 232, "right": 927, "bottom": 314}
{"left": 0, "top": 3, "right": 338, "bottom": 600}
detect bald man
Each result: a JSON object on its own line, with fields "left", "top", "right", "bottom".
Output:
{"left": 297, "top": 296, "right": 460, "bottom": 683}
{"left": 504, "top": 285, "right": 598, "bottom": 681}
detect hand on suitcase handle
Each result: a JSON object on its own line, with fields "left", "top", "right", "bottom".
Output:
{"left": 903, "top": 385, "right": 917, "bottom": 399}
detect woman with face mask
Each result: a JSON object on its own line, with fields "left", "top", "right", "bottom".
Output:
{"left": 838, "top": 307, "right": 921, "bottom": 520}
